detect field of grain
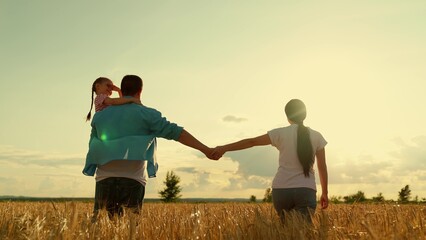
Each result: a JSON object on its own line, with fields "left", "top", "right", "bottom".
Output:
{"left": 0, "top": 201, "right": 424, "bottom": 239}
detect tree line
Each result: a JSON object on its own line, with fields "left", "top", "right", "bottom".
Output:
{"left": 259, "top": 185, "right": 425, "bottom": 204}
{"left": 158, "top": 172, "right": 424, "bottom": 204}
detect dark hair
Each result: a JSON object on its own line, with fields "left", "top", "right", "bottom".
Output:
{"left": 121, "top": 75, "right": 143, "bottom": 96}
{"left": 86, "top": 77, "right": 110, "bottom": 122}
{"left": 285, "top": 99, "right": 314, "bottom": 177}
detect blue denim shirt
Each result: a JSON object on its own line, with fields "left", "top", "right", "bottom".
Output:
{"left": 83, "top": 102, "right": 183, "bottom": 178}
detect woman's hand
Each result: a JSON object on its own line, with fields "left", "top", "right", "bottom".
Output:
{"left": 320, "top": 193, "right": 329, "bottom": 209}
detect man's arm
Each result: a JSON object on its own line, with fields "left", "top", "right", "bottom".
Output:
{"left": 177, "top": 129, "right": 215, "bottom": 159}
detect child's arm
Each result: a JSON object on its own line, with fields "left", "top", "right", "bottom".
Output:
{"left": 111, "top": 85, "right": 123, "bottom": 97}
{"left": 105, "top": 85, "right": 141, "bottom": 105}
{"left": 104, "top": 97, "right": 141, "bottom": 106}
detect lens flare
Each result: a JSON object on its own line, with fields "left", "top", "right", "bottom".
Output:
{"left": 100, "top": 133, "right": 107, "bottom": 141}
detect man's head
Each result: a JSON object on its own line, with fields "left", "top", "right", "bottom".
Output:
{"left": 121, "top": 75, "right": 143, "bottom": 97}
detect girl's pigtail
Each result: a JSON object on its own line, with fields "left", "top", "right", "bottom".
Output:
{"left": 86, "top": 83, "right": 96, "bottom": 122}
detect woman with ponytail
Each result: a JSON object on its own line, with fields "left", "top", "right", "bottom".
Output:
{"left": 212, "top": 99, "right": 328, "bottom": 223}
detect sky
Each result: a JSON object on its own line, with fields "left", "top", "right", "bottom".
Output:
{"left": 0, "top": 1, "right": 425, "bottom": 200}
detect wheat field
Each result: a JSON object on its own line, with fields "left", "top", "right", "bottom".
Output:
{"left": 0, "top": 201, "right": 424, "bottom": 239}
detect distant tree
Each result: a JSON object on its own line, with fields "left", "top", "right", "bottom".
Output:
{"left": 343, "top": 191, "right": 366, "bottom": 203}
{"left": 398, "top": 185, "right": 411, "bottom": 203}
{"left": 262, "top": 188, "right": 272, "bottom": 202}
{"left": 249, "top": 195, "right": 257, "bottom": 203}
{"left": 372, "top": 192, "right": 385, "bottom": 203}
{"left": 330, "top": 195, "right": 343, "bottom": 204}
{"left": 158, "top": 171, "right": 182, "bottom": 202}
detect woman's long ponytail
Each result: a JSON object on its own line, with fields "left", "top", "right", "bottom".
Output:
{"left": 285, "top": 99, "right": 314, "bottom": 177}
{"left": 296, "top": 123, "right": 314, "bottom": 177}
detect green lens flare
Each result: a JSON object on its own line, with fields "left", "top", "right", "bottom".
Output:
{"left": 101, "top": 134, "right": 107, "bottom": 141}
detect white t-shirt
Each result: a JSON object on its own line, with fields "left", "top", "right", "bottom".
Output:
{"left": 267, "top": 124, "right": 327, "bottom": 190}
{"left": 95, "top": 160, "right": 147, "bottom": 186}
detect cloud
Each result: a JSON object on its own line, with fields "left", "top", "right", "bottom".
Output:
{"left": 175, "top": 167, "right": 198, "bottom": 174}
{"left": 38, "top": 177, "right": 55, "bottom": 192}
{"left": 325, "top": 156, "right": 393, "bottom": 184}
{"left": 34, "top": 173, "right": 81, "bottom": 178}
{"left": 0, "top": 145, "right": 83, "bottom": 167}
{"left": 196, "top": 171, "right": 211, "bottom": 186}
{"left": 226, "top": 146, "right": 278, "bottom": 177}
{"left": 0, "top": 176, "right": 18, "bottom": 185}
{"left": 224, "top": 175, "right": 271, "bottom": 191}
{"left": 174, "top": 167, "right": 215, "bottom": 190}
{"left": 222, "top": 115, "right": 247, "bottom": 123}
{"left": 175, "top": 170, "right": 216, "bottom": 193}
{"left": 389, "top": 136, "right": 426, "bottom": 173}
{"left": 0, "top": 177, "right": 21, "bottom": 196}
{"left": 209, "top": 146, "right": 276, "bottom": 191}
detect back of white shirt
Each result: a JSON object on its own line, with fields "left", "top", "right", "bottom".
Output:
{"left": 96, "top": 160, "right": 147, "bottom": 186}
{"left": 267, "top": 124, "right": 327, "bottom": 190}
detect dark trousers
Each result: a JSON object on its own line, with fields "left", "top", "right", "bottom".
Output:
{"left": 94, "top": 177, "right": 145, "bottom": 218}
{"left": 272, "top": 188, "right": 317, "bottom": 223}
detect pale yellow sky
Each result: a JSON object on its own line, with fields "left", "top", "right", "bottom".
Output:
{"left": 0, "top": 1, "right": 425, "bottom": 200}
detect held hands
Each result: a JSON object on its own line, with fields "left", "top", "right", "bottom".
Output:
{"left": 203, "top": 146, "right": 226, "bottom": 160}
{"left": 212, "top": 146, "right": 226, "bottom": 160}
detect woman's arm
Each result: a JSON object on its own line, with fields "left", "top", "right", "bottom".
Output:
{"left": 316, "top": 148, "right": 328, "bottom": 209}
{"left": 212, "top": 134, "right": 271, "bottom": 158}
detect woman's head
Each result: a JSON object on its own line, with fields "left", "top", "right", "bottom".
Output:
{"left": 93, "top": 77, "right": 113, "bottom": 96}
{"left": 285, "top": 99, "right": 307, "bottom": 123}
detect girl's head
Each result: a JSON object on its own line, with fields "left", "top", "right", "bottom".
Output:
{"left": 285, "top": 99, "right": 307, "bottom": 124}
{"left": 93, "top": 77, "right": 113, "bottom": 96}
{"left": 285, "top": 99, "right": 313, "bottom": 177}
{"left": 86, "top": 77, "right": 112, "bottom": 121}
